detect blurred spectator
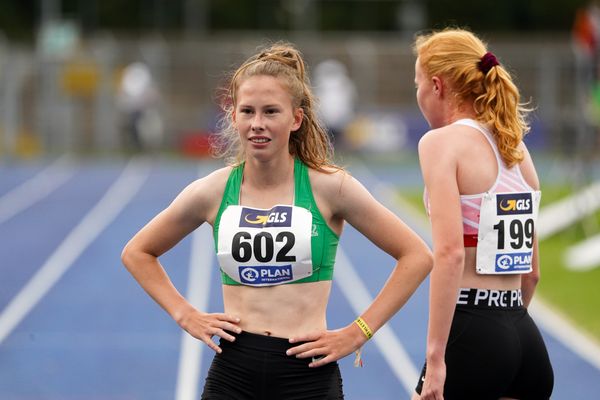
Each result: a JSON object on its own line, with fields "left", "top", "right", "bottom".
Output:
{"left": 117, "top": 61, "right": 163, "bottom": 151}
{"left": 572, "top": 2, "right": 600, "bottom": 61}
{"left": 572, "top": 2, "right": 600, "bottom": 162}
{"left": 313, "top": 59, "right": 357, "bottom": 149}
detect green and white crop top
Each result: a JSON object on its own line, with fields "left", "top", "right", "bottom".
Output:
{"left": 213, "top": 158, "right": 339, "bottom": 286}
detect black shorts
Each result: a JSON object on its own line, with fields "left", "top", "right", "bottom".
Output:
{"left": 201, "top": 330, "right": 344, "bottom": 400}
{"left": 415, "top": 288, "right": 554, "bottom": 400}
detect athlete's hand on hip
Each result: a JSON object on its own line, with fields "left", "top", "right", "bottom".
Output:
{"left": 286, "top": 324, "right": 367, "bottom": 368}
{"left": 177, "top": 309, "right": 241, "bottom": 354}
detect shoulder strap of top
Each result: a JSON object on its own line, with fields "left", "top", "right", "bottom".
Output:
{"left": 293, "top": 158, "right": 330, "bottom": 228}
{"left": 453, "top": 118, "right": 504, "bottom": 193}
{"left": 452, "top": 118, "right": 533, "bottom": 191}
{"left": 224, "top": 163, "right": 243, "bottom": 206}
{"left": 452, "top": 119, "right": 502, "bottom": 164}
{"left": 293, "top": 157, "right": 313, "bottom": 211}
{"left": 213, "top": 163, "right": 243, "bottom": 244}
{"left": 453, "top": 117, "right": 504, "bottom": 167}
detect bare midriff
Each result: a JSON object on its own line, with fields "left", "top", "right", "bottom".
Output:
{"left": 223, "top": 280, "right": 332, "bottom": 338}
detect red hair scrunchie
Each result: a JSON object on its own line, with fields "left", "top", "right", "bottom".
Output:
{"left": 478, "top": 52, "right": 499, "bottom": 74}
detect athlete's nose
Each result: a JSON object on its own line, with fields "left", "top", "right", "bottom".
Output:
{"left": 251, "top": 114, "right": 265, "bottom": 131}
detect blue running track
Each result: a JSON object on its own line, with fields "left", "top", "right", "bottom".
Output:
{"left": 0, "top": 156, "right": 598, "bottom": 399}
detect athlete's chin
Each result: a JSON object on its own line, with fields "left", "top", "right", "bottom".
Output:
{"left": 246, "top": 149, "right": 276, "bottom": 162}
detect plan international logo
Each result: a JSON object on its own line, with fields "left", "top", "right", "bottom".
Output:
{"left": 496, "top": 193, "right": 532, "bottom": 215}
{"left": 239, "top": 206, "right": 293, "bottom": 228}
{"left": 495, "top": 253, "right": 532, "bottom": 272}
{"left": 239, "top": 265, "right": 293, "bottom": 284}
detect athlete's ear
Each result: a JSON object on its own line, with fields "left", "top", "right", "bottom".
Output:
{"left": 291, "top": 107, "right": 304, "bottom": 132}
{"left": 232, "top": 109, "right": 238, "bottom": 129}
{"left": 432, "top": 76, "right": 443, "bottom": 97}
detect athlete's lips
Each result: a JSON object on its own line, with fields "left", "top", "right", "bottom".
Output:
{"left": 248, "top": 136, "right": 271, "bottom": 144}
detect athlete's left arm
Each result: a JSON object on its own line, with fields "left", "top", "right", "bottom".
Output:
{"left": 287, "top": 171, "right": 432, "bottom": 366}
{"left": 336, "top": 173, "right": 433, "bottom": 332}
{"left": 518, "top": 144, "right": 541, "bottom": 307}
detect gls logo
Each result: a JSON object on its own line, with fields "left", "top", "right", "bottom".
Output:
{"left": 497, "top": 193, "right": 532, "bottom": 215}
{"left": 239, "top": 206, "right": 292, "bottom": 228}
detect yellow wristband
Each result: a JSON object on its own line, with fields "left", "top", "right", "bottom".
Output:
{"left": 354, "top": 317, "right": 373, "bottom": 340}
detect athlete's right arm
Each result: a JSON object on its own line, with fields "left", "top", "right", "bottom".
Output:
{"left": 418, "top": 129, "right": 466, "bottom": 400}
{"left": 121, "top": 167, "right": 242, "bottom": 353}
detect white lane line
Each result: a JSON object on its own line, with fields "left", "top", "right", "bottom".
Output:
{"left": 335, "top": 248, "right": 419, "bottom": 394}
{"left": 0, "top": 155, "right": 75, "bottom": 225}
{"left": 175, "top": 223, "right": 214, "bottom": 400}
{"left": 537, "top": 181, "right": 600, "bottom": 239}
{"left": 0, "top": 159, "right": 150, "bottom": 344}
{"left": 529, "top": 297, "right": 600, "bottom": 370}
{"left": 354, "top": 161, "right": 600, "bottom": 372}
{"left": 564, "top": 233, "right": 600, "bottom": 271}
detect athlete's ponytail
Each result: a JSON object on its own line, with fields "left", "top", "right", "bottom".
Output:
{"left": 475, "top": 61, "right": 530, "bottom": 167}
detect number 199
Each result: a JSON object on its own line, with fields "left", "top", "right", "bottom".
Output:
{"left": 492, "top": 218, "right": 534, "bottom": 250}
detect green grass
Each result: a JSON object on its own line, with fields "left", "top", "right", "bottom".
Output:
{"left": 536, "top": 185, "right": 600, "bottom": 339}
{"left": 397, "top": 184, "right": 600, "bottom": 341}
{"left": 537, "top": 231, "right": 600, "bottom": 339}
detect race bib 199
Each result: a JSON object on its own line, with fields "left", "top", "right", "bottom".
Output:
{"left": 476, "top": 191, "right": 541, "bottom": 274}
{"left": 217, "top": 204, "right": 313, "bottom": 286}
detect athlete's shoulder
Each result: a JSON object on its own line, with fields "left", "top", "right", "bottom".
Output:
{"left": 180, "top": 166, "right": 233, "bottom": 205}
{"left": 308, "top": 164, "right": 351, "bottom": 189}
{"left": 420, "top": 122, "right": 474, "bottom": 144}
{"left": 171, "top": 166, "right": 234, "bottom": 224}
{"left": 418, "top": 125, "right": 465, "bottom": 162}
{"left": 189, "top": 165, "right": 232, "bottom": 190}
{"left": 310, "top": 166, "right": 367, "bottom": 212}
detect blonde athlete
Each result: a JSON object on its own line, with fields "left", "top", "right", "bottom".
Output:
{"left": 412, "top": 29, "right": 554, "bottom": 400}
{"left": 122, "top": 41, "right": 432, "bottom": 399}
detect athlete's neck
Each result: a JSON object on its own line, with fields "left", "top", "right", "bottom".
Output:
{"left": 243, "top": 154, "right": 295, "bottom": 190}
{"left": 445, "top": 105, "right": 477, "bottom": 126}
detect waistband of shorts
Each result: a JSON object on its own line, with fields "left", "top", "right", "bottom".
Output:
{"left": 456, "top": 288, "right": 524, "bottom": 309}
{"left": 224, "top": 330, "right": 294, "bottom": 352}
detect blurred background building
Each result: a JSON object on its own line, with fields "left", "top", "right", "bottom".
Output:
{"left": 0, "top": 0, "right": 594, "bottom": 159}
